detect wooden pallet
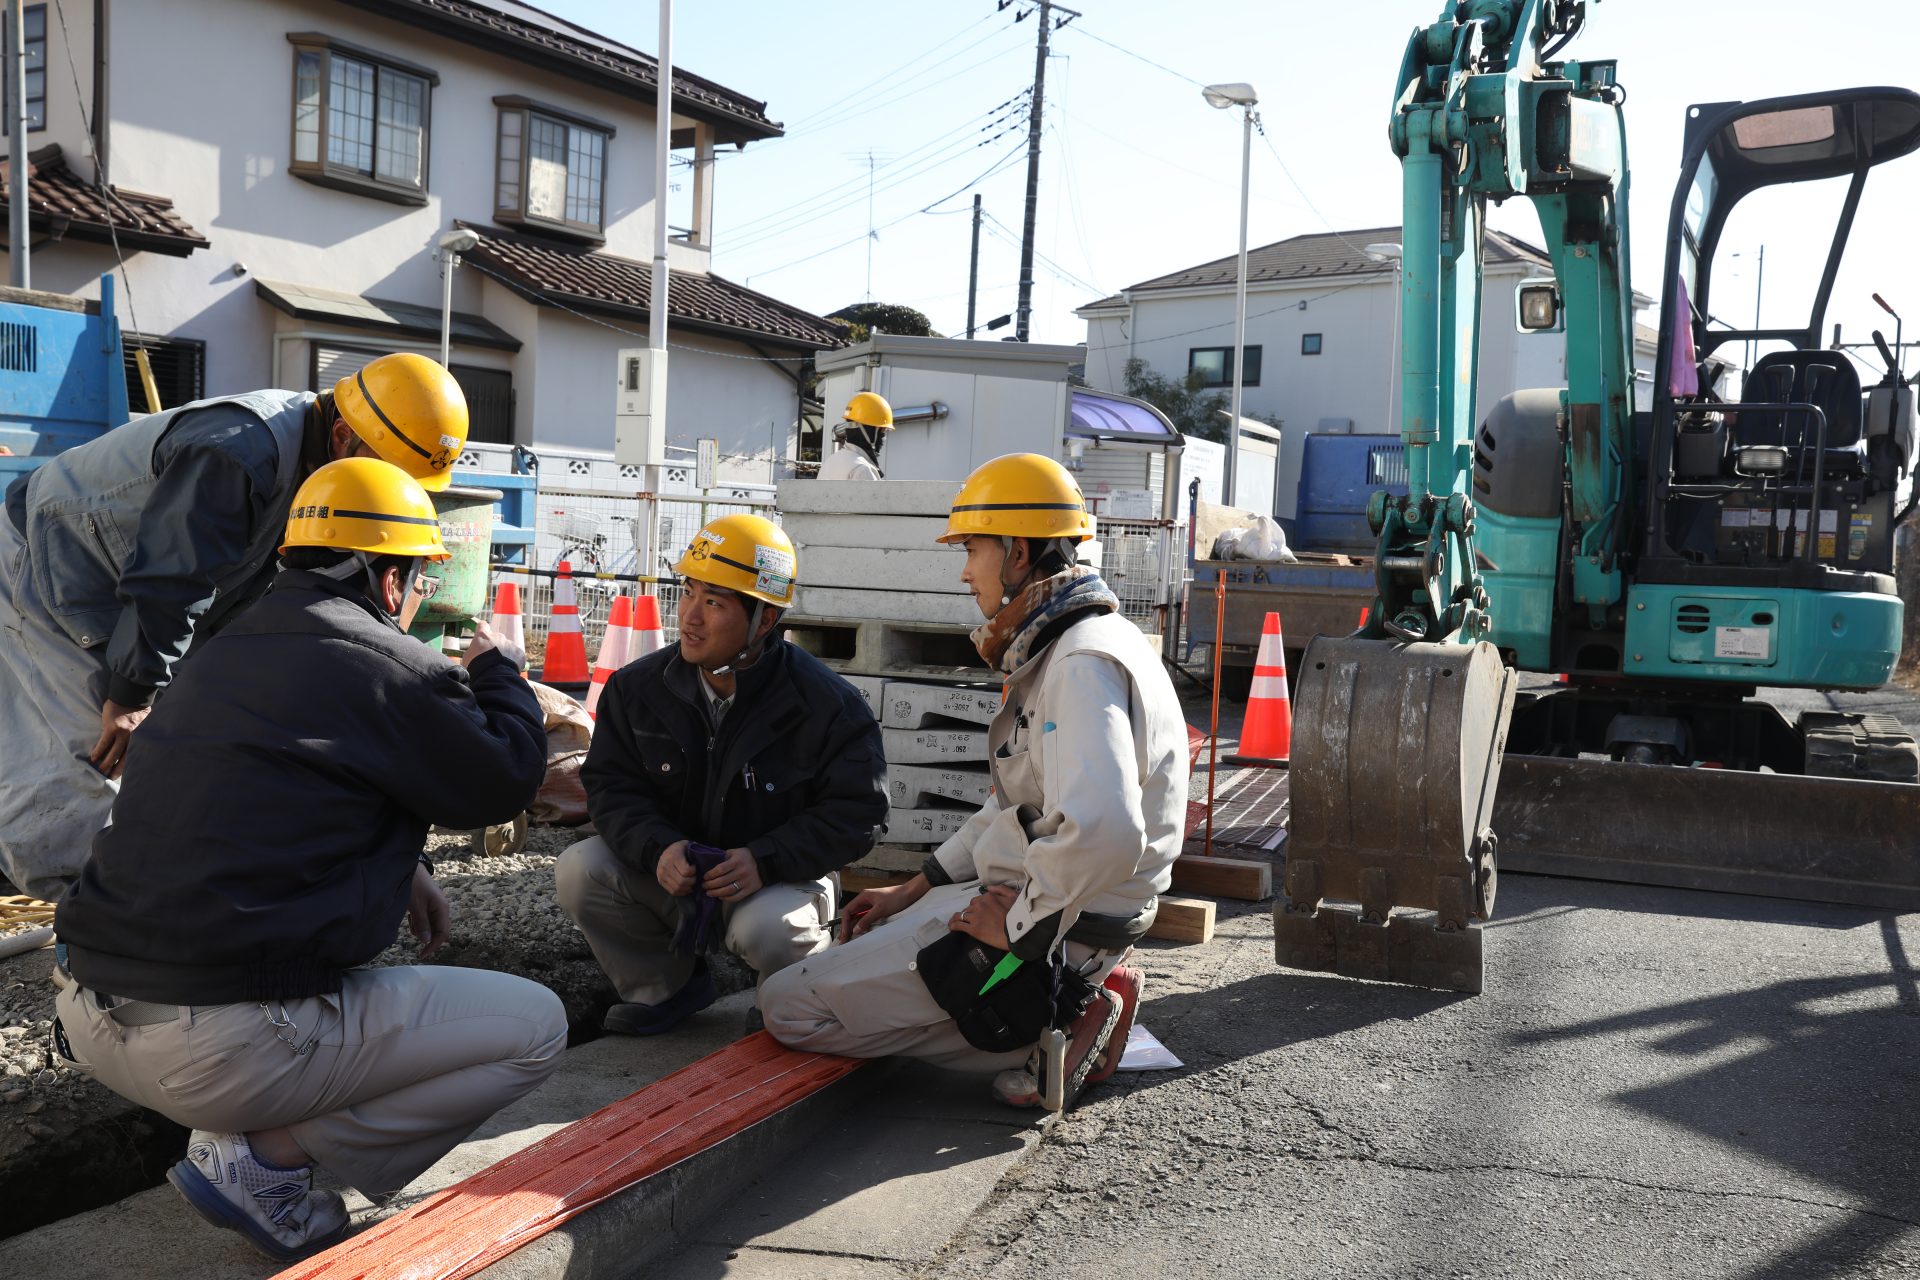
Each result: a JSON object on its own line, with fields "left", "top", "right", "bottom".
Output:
{"left": 784, "top": 614, "right": 992, "bottom": 684}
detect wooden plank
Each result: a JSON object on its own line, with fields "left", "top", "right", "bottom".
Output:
{"left": 839, "top": 866, "right": 915, "bottom": 894}
{"left": 1145, "top": 896, "right": 1215, "bottom": 945}
{"left": 1169, "top": 854, "right": 1272, "bottom": 902}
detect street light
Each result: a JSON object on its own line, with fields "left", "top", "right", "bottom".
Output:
{"left": 1364, "top": 242, "right": 1403, "bottom": 434}
{"left": 436, "top": 227, "right": 481, "bottom": 368}
{"left": 1204, "top": 81, "right": 1258, "bottom": 508}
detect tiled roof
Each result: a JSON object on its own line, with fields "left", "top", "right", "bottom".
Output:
{"left": 456, "top": 222, "right": 845, "bottom": 351}
{"left": 1078, "top": 227, "right": 1555, "bottom": 312}
{"left": 0, "top": 145, "right": 207, "bottom": 258}
{"left": 339, "top": 0, "right": 782, "bottom": 143}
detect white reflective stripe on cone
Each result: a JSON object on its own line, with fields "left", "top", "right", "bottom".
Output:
{"left": 1250, "top": 676, "right": 1290, "bottom": 700}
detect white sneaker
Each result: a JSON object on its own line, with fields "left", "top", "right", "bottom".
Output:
{"left": 166, "top": 1130, "right": 350, "bottom": 1262}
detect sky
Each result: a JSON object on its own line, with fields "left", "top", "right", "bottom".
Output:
{"left": 545, "top": 0, "right": 1920, "bottom": 377}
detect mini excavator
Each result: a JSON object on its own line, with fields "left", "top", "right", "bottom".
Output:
{"left": 1280, "top": 0, "right": 1920, "bottom": 992}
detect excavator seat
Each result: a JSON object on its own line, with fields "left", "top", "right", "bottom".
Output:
{"left": 1733, "top": 351, "right": 1866, "bottom": 475}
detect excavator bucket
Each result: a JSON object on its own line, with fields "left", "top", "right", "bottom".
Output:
{"left": 1276, "top": 635, "right": 1517, "bottom": 993}
{"left": 1492, "top": 756, "right": 1920, "bottom": 910}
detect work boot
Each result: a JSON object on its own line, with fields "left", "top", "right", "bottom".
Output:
{"left": 603, "top": 961, "right": 717, "bottom": 1036}
{"left": 1083, "top": 963, "right": 1144, "bottom": 1087}
{"left": 990, "top": 987, "right": 1121, "bottom": 1111}
{"left": 166, "top": 1130, "right": 350, "bottom": 1262}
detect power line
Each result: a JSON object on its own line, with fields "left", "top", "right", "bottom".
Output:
{"left": 1064, "top": 22, "right": 1206, "bottom": 89}
{"left": 741, "top": 141, "right": 1029, "bottom": 286}
{"left": 780, "top": 10, "right": 1004, "bottom": 134}
{"left": 724, "top": 95, "right": 1029, "bottom": 249}
{"left": 1256, "top": 120, "right": 1381, "bottom": 261}
{"left": 797, "top": 23, "right": 1035, "bottom": 139}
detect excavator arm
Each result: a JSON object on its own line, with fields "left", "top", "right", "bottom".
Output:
{"left": 1279, "top": 0, "right": 1632, "bottom": 992}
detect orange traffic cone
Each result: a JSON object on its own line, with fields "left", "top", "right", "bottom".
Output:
{"left": 490, "top": 580, "right": 527, "bottom": 668}
{"left": 630, "top": 594, "right": 666, "bottom": 660}
{"left": 1238, "top": 611, "right": 1293, "bottom": 762}
{"left": 585, "top": 596, "right": 634, "bottom": 718}
{"left": 542, "top": 561, "right": 592, "bottom": 687}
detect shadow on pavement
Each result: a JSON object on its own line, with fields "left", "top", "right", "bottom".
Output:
{"left": 1518, "top": 939, "right": 1920, "bottom": 1278}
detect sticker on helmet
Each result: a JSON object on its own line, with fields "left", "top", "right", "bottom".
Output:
{"left": 753, "top": 545, "right": 794, "bottom": 579}
{"left": 754, "top": 570, "right": 792, "bottom": 596}
{"left": 439, "top": 434, "right": 461, "bottom": 451}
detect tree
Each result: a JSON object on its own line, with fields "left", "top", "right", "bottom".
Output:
{"left": 1122, "top": 357, "right": 1230, "bottom": 443}
{"left": 827, "top": 302, "right": 939, "bottom": 343}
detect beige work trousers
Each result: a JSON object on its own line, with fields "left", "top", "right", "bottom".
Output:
{"left": 758, "top": 881, "right": 1120, "bottom": 1073}
{"left": 53, "top": 964, "right": 567, "bottom": 1202}
{"left": 554, "top": 835, "right": 834, "bottom": 1007}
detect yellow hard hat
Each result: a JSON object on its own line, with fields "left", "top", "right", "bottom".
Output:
{"left": 280, "top": 457, "right": 449, "bottom": 559}
{"left": 674, "top": 513, "right": 797, "bottom": 607}
{"left": 937, "top": 452, "right": 1095, "bottom": 545}
{"left": 333, "top": 353, "right": 470, "bottom": 492}
{"left": 844, "top": 391, "right": 894, "bottom": 431}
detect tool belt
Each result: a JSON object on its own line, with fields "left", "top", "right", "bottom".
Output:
{"left": 915, "top": 934, "right": 1098, "bottom": 1053}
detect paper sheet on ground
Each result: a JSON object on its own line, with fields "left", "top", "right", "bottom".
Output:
{"left": 1116, "top": 1022, "right": 1182, "bottom": 1071}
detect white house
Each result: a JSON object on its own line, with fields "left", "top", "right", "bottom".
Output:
{"left": 0, "top": 0, "right": 841, "bottom": 481}
{"left": 1075, "top": 227, "right": 1704, "bottom": 512}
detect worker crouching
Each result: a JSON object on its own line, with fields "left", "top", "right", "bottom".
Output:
{"left": 50, "top": 459, "right": 564, "bottom": 1262}
{"left": 761, "top": 453, "right": 1189, "bottom": 1108}
{"left": 555, "top": 514, "right": 888, "bottom": 1036}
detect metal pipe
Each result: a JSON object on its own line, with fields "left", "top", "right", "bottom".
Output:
{"left": 439, "top": 250, "right": 455, "bottom": 367}
{"left": 649, "top": 1, "right": 671, "bottom": 357}
{"left": 1206, "top": 573, "right": 1224, "bottom": 857}
{"left": 1227, "top": 104, "right": 1253, "bottom": 509}
{"left": 889, "top": 401, "right": 948, "bottom": 424}
{"left": 8, "top": 0, "right": 28, "bottom": 289}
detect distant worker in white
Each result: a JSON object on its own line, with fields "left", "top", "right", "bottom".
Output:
{"left": 762, "top": 453, "right": 1189, "bottom": 1109}
{"left": 817, "top": 392, "right": 893, "bottom": 481}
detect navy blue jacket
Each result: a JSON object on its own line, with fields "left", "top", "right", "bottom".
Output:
{"left": 584, "top": 639, "right": 887, "bottom": 885}
{"left": 55, "top": 570, "right": 546, "bottom": 1004}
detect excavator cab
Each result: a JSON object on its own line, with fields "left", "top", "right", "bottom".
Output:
{"left": 1645, "top": 90, "right": 1920, "bottom": 617}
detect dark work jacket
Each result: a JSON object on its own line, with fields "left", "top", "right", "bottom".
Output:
{"left": 55, "top": 570, "right": 546, "bottom": 1004}
{"left": 584, "top": 639, "right": 887, "bottom": 884}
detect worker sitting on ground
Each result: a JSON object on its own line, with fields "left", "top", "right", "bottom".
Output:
{"left": 50, "top": 458, "right": 562, "bottom": 1263}
{"left": 816, "top": 391, "right": 893, "bottom": 480}
{"left": 556, "top": 514, "right": 888, "bottom": 1036}
{"left": 761, "top": 453, "right": 1188, "bottom": 1108}
{"left": 0, "top": 352, "right": 471, "bottom": 902}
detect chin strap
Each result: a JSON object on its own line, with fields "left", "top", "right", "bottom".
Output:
{"left": 711, "top": 600, "right": 775, "bottom": 676}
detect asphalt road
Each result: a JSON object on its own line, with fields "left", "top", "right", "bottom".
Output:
{"left": 920, "top": 874, "right": 1920, "bottom": 1280}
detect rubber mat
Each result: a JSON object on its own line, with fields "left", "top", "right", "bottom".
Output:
{"left": 277, "top": 1032, "right": 865, "bottom": 1280}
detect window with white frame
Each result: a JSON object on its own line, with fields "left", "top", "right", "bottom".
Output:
{"left": 495, "top": 96, "right": 612, "bottom": 239}
{"left": 288, "top": 34, "right": 435, "bottom": 204}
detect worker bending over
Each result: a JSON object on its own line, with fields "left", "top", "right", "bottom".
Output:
{"left": 52, "top": 458, "right": 562, "bottom": 1262}
{"left": 817, "top": 391, "right": 893, "bottom": 480}
{"left": 0, "top": 353, "right": 470, "bottom": 901}
{"left": 556, "top": 515, "right": 887, "bottom": 1036}
{"left": 762, "top": 453, "right": 1188, "bottom": 1108}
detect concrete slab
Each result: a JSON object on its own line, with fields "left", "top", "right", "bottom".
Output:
{"left": 794, "top": 587, "right": 981, "bottom": 628}
{"left": 785, "top": 512, "right": 953, "bottom": 548}
{"left": 840, "top": 674, "right": 887, "bottom": 718}
{"left": 879, "top": 682, "right": 1004, "bottom": 729}
{"left": 687, "top": 1116, "right": 1037, "bottom": 1264}
{"left": 800, "top": 547, "right": 969, "bottom": 596}
{"left": 881, "top": 806, "right": 976, "bottom": 845}
{"left": 888, "top": 762, "right": 991, "bottom": 808}
{"left": 882, "top": 727, "right": 988, "bottom": 764}
{"left": 777, "top": 481, "right": 955, "bottom": 516}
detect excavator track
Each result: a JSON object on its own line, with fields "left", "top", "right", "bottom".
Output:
{"left": 1276, "top": 635, "right": 1517, "bottom": 994}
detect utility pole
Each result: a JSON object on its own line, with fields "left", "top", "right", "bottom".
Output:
{"left": 966, "top": 193, "right": 982, "bottom": 339}
{"left": 1011, "top": 0, "right": 1077, "bottom": 342}
{"left": 7, "top": 0, "right": 28, "bottom": 289}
